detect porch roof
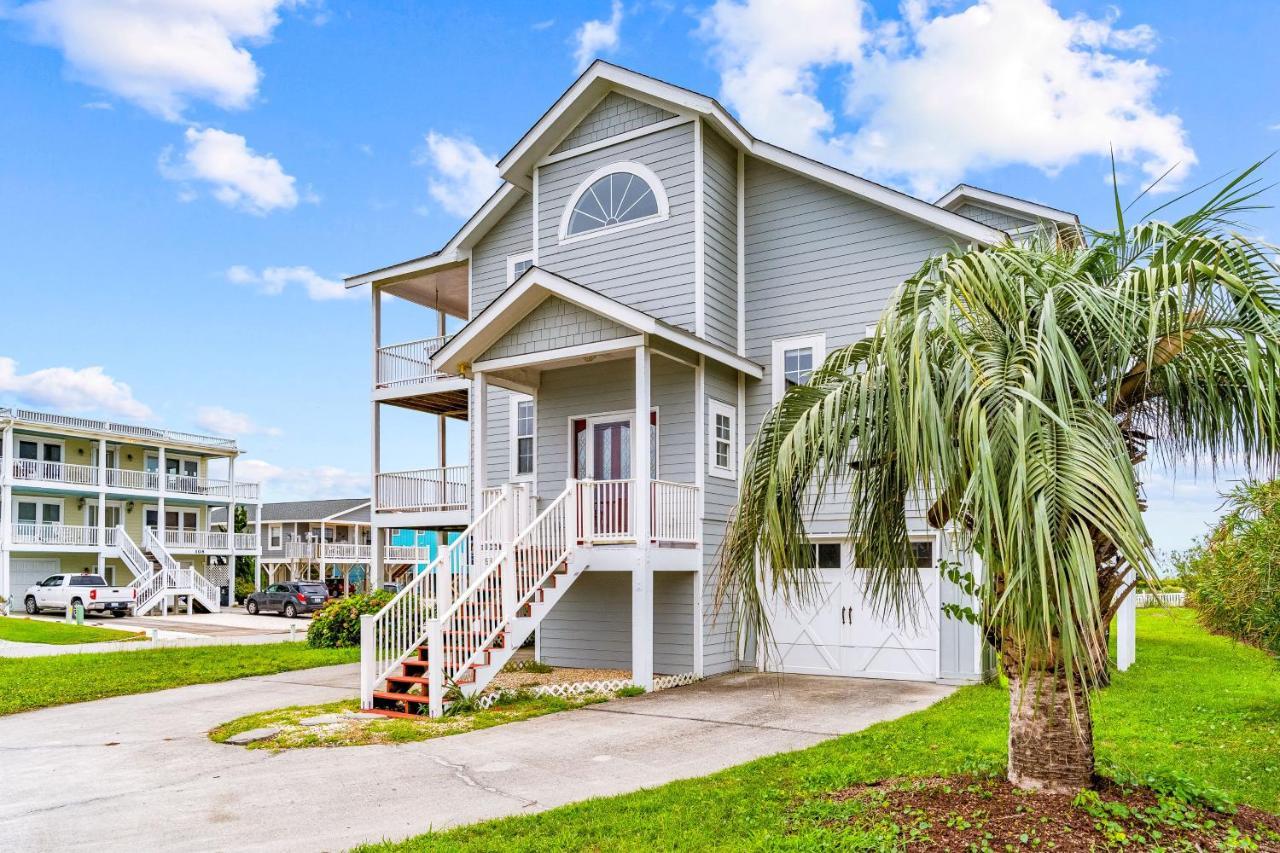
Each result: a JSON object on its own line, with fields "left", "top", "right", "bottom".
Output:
{"left": 431, "top": 267, "right": 764, "bottom": 380}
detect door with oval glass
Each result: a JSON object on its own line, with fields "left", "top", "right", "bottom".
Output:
{"left": 571, "top": 411, "right": 658, "bottom": 541}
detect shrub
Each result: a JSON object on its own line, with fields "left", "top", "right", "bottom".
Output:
{"left": 234, "top": 579, "right": 256, "bottom": 603}
{"left": 1175, "top": 480, "right": 1280, "bottom": 654}
{"left": 306, "top": 592, "right": 393, "bottom": 648}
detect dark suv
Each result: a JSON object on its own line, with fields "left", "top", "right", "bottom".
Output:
{"left": 245, "top": 582, "right": 329, "bottom": 617}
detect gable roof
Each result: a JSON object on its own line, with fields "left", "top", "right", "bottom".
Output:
{"left": 212, "top": 498, "right": 371, "bottom": 525}
{"left": 936, "top": 184, "right": 1080, "bottom": 230}
{"left": 345, "top": 61, "right": 1009, "bottom": 293}
{"left": 433, "top": 266, "right": 764, "bottom": 379}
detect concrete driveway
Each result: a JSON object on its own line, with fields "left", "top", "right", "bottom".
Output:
{"left": 0, "top": 667, "right": 951, "bottom": 852}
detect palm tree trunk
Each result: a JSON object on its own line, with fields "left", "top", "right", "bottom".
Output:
{"left": 1007, "top": 668, "right": 1095, "bottom": 793}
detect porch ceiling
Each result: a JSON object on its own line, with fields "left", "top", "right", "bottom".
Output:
{"left": 379, "top": 261, "right": 468, "bottom": 317}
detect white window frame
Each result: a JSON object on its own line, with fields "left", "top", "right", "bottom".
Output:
{"left": 16, "top": 437, "right": 64, "bottom": 462}
{"left": 771, "top": 334, "right": 827, "bottom": 403}
{"left": 707, "top": 399, "right": 737, "bottom": 480}
{"left": 507, "top": 252, "right": 534, "bottom": 285}
{"left": 509, "top": 394, "right": 536, "bottom": 482}
{"left": 557, "top": 161, "right": 670, "bottom": 245}
{"left": 15, "top": 497, "right": 63, "bottom": 525}
{"left": 269, "top": 524, "right": 283, "bottom": 550}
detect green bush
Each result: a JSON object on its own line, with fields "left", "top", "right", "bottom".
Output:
{"left": 234, "top": 578, "right": 256, "bottom": 603}
{"left": 1175, "top": 480, "right": 1280, "bottom": 654}
{"left": 306, "top": 592, "right": 393, "bottom": 648}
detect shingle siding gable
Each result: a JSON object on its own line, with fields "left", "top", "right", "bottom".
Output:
{"left": 552, "top": 91, "right": 678, "bottom": 155}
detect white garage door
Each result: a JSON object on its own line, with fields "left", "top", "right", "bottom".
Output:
{"left": 9, "top": 558, "right": 61, "bottom": 608}
{"left": 762, "top": 542, "right": 939, "bottom": 682}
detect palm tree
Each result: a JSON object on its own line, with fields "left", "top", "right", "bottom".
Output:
{"left": 718, "top": 165, "right": 1280, "bottom": 793}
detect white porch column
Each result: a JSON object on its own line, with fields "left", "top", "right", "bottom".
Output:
{"left": 96, "top": 438, "right": 106, "bottom": 574}
{"left": 473, "top": 371, "right": 488, "bottom": 517}
{"left": 371, "top": 525, "right": 384, "bottom": 590}
{"left": 631, "top": 345, "right": 654, "bottom": 689}
{"left": 370, "top": 283, "right": 382, "bottom": 514}
{"left": 438, "top": 308, "right": 448, "bottom": 471}
{"left": 1, "top": 424, "right": 12, "bottom": 613}
{"left": 319, "top": 520, "right": 327, "bottom": 586}
{"left": 1116, "top": 570, "right": 1137, "bottom": 671}
{"left": 156, "top": 446, "right": 166, "bottom": 545}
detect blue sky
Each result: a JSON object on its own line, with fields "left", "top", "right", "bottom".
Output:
{"left": 1, "top": 0, "right": 1277, "bottom": 561}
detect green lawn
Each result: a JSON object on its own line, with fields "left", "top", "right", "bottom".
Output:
{"left": 0, "top": 643, "right": 359, "bottom": 716}
{"left": 362, "top": 609, "right": 1280, "bottom": 852}
{"left": 0, "top": 616, "right": 144, "bottom": 645}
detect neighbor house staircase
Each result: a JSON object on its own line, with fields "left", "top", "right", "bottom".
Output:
{"left": 122, "top": 527, "right": 222, "bottom": 615}
{"left": 361, "top": 483, "right": 587, "bottom": 717}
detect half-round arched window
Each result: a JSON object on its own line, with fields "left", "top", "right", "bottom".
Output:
{"left": 559, "top": 161, "right": 669, "bottom": 243}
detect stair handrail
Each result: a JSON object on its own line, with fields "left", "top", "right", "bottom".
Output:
{"left": 143, "top": 528, "right": 181, "bottom": 574}
{"left": 360, "top": 492, "right": 510, "bottom": 709}
{"left": 434, "top": 483, "right": 577, "bottom": 713}
{"left": 117, "top": 526, "right": 151, "bottom": 581}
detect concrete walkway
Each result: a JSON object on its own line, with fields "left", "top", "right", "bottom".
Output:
{"left": 1, "top": 611, "right": 313, "bottom": 657}
{"left": 0, "top": 666, "right": 952, "bottom": 852}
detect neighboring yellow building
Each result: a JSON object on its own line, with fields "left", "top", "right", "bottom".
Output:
{"left": 1, "top": 407, "right": 262, "bottom": 614}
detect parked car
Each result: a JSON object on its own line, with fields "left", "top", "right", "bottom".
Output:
{"left": 244, "top": 582, "right": 329, "bottom": 618}
{"left": 24, "top": 574, "right": 133, "bottom": 617}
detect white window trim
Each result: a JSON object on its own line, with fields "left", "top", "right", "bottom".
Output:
{"left": 557, "top": 161, "right": 670, "bottom": 246}
{"left": 14, "top": 497, "right": 63, "bottom": 524}
{"left": 269, "top": 524, "right": 283, "bottom": 549}
{"left": 707, "top": 399, "right": 736, "bottom": 480}
{"left": 16, "top": 436, "right": 64, "bottom": 461}
{"left": 506, "top": 252, "right": 534, "bottom": 285}
{"left": 771, "top": 334, "right": 827, "bottom": 404}
{"left": 564, "top": 407, "right": 661, "bottom": 480}
{"left": 509, "top": 394, "right": 536, "bottom": 482}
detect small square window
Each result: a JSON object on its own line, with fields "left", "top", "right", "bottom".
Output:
{"left": 507, "top": 254, "right": 534, "bottom": 284}
{"left": 708, "top": 400, "right": 736, "bottom": 479}
{"left": 910, "top": 540, "right": 935, "bottom": 568}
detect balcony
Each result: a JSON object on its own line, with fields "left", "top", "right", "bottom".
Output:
{"left": 9, "top": 459, "right": 258, "bottom": 501}
{"left": 161, "top": 530, "right": 259, "bottom": 553}
{"left": 10, "top": 523, "right": 115, "bottom": 549}
{"left": 373, "top": 337, "right": 469, "bottom": 417}
{"left": 375, "top": 466, "right": 469, "bottom": 513}
{"left": 573, "top": 479, "right": 701, "bottom": 545}
{"left": 1, "top": 406, "right": 236, "bottom": 451}
{"left": 282, "top": 542, "right": 432, "bottom": 564}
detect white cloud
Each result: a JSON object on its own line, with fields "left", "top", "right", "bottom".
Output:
{"left": 161, "top": 127, "right": 305, "bottom": 215}
{"left": 81, "top": 100, "right": 112, "bottom": 110}
{"left": 416, "top": 131, "right": 499, "bottom": 219}
{"left": 0, "top": 357, "right": 152, "bottom": 420}
{"left": 573, "top": 0, "right": 623, "bottom": 72}
{"left": 226, "top": 264, "right": 353, "bottom": 300}
{"left": 235, "top": 459, "right": 368, "bottom": 501}
{"left": 9, "top": 0, "right": 298, "bottom": 122}
{"left": 700, "top": 0, "right": 1196, "bottom": 197}
{"left": 194, "top": 406, "right": 282, "bottom": 438}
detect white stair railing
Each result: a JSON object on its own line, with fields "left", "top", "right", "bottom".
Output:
{"left": 141, "top": 528, "right": 220, "bottom": 612}
{"left": 434, "top": 484, "right": 576, "bottom": 715}
{"left": 360, "top": 492, "right": 510, "bottom": 708}
{"left": 117, "top": 526, "right": 150, "bottom": 578}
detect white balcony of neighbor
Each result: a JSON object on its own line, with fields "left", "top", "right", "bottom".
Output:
{"left": 373, "top": 465, "right": 471, "bottom": 528}
{"left": 9, "top": 459, "right": 259, "bottom": 502}
{"left": 160, "top": 529, "right": 260, "bottom": 554}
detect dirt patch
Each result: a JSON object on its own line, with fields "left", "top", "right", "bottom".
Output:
{"left": 487, "top": 667, "right": 631, "bottom": 691}
{"left": 822, "top": 775, "right": 1280, "bottom": 851}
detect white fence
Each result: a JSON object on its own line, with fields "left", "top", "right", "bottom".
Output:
{"left": 1134, "top": 591, "right": 1186, "bottom": 608}
{"left": 11, "top": 523, "right": 102, "bottom": 547}
{"left": 375, "top": 466, "right": 470, "bottom": 512}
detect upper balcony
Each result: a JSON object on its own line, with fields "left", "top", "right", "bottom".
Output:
{"left": 373, "top": 336, "right": 470, "bottom": 417}
{"left": 9, "top": 459, "right": 260, "bottom": 502}
{"left": 1, "top": 407, "right": 237, "bottom": 452}
{"left": 373, "top": 465, "right": 470, "bottom": 528}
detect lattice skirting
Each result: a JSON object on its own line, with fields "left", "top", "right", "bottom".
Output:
{"left": 474, "top": 671, "right": 700, "bottom": 710}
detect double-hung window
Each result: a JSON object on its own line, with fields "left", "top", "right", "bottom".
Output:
{"left": 511, "top": 396, "right": 535, "bottom": 480}
{"left": 708, "top": 400, "right": 737, "bottom": 480}
{"left": 269, "top": 524, "right": 283, "bottom": 550}
{"left": 771, "top": 334, "right": 827, "bottom": 403}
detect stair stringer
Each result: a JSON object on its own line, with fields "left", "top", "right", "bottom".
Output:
{"left": 458, "top": 547, "right": 591, "bottom": 698}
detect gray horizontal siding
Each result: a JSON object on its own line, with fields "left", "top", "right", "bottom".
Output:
{"left": 952, "top": 201, "right": 1033, "bottom": 232}
{"left": 742, "top": 157, "right": 959, "bottom": 529}
{"left": 552, "top": 92, "right": 677, "bottom": 155}
{"left": 538, "top": 570, "right": 695, "bottom": 673}
{"left": 538, "top": 122, "right": 696, "bottom": 332}
{"left": 472, "top": 191, "right": 532, "bottom": 317}
{"left": 480, "top": 297, "right": 632, "bottom": 361}
{"left": 701, "top": 360, "right": 740, "bottom": 676}
{"left": 702, "top": 127, "right": 739, "bottom": 352}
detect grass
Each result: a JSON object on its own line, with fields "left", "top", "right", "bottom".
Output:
{"left": 0, "top": 616, "right": 144, "bottom": 645}
{"left": 359, "top": 609, "right": 1280, "bottom": 851}
{"left": 0, "top": 643, "right": 358, "bottom": 716}
{"left": 210, "top": 691, "right": 612, "bottom": 751}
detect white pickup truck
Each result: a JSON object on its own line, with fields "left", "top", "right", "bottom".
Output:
{"left": 22, "top": 574, "right": 134, "bottom": 617}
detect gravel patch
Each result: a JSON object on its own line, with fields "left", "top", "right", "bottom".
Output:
{"left": 488, "top": 667, "right": 632, "bottom": 691}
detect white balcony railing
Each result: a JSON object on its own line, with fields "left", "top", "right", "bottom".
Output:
{"left": 0, "top": 407, "right": 237, "bottom": 450}
{"left": 11, "top": 523, "right": 103, "bottom": 547}
{"left": 160, "top": 529, "right": 260, "bottom": 552}
{"left": 376, "top": 466, "right": 469, "bottom": 512}
{"left": 12, "top": 459, "right": 100, "bottom": 486}
{"left": 575, "top": 479, "right": 633, "bottom": 543}
{"left": 163, "top": 475, "right": 260, "bottom": 501}
{"left": 106, "top": 468, "right": 158, "bottom": 490}
{"left": 651, "top": 480, "right": 700, "bottom": 544}
{"left": 375, "top": 336, "right": 450, "bottom": 388}
{"left": 282, "top": 541, "right": 430, "bottom": 563}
